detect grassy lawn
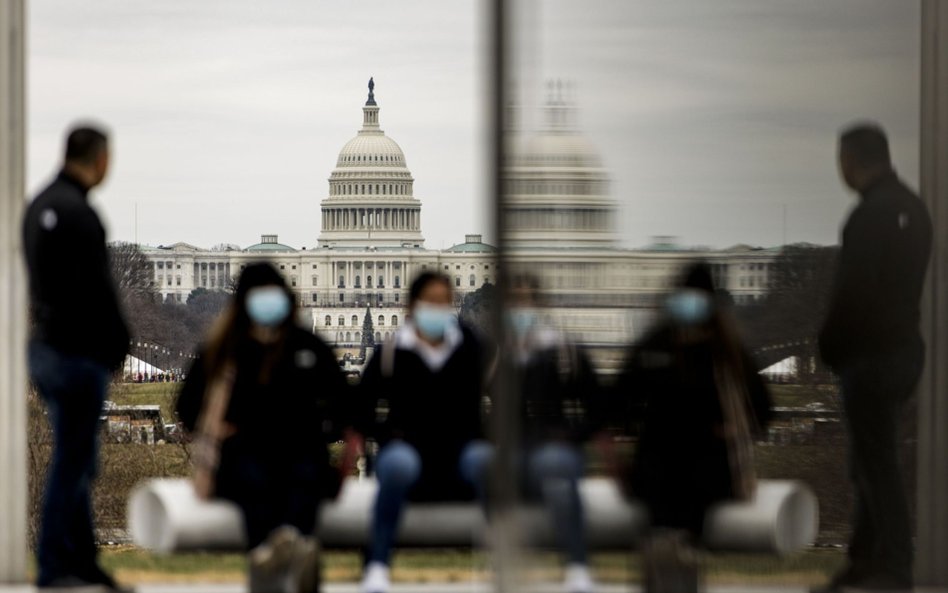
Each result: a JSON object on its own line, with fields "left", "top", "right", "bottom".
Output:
{"left": 109, "top": 382, "right": 183, "bottom": 424}
{"left": 93, "top": 546, "right": 845, "bottom": 585}
{"left": 768, "top": 384, "right": 839, "bottom": 409}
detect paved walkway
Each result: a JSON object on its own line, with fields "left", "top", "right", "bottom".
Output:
{"left": 0, "top": 586, "right": 945, "bottom": 593}
{"left": 1, "top": 585, "right": 946, "bottom": 592}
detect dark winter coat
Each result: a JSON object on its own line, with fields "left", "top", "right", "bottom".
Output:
{"left": 819, "top": 172, "right": 932, "bottom": 371}
{"left": 356, "top": 324, "right": 487, "bottom": 501}
{"left": 23, "top": 170, "right": 129, "bottom": 369}
{"left": 614, "top": 324, "right": 772, "bottom": 535}
{"left": 516, "top": 334, "right": 604, "bottom": 446}
{"left": 176, "top": 327, "right": 350, "bottom": 499}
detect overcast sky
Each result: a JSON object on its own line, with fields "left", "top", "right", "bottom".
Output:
{"left": 28, "top": 0, "right": 920, "bottom": 250}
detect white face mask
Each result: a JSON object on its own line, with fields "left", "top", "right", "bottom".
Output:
{"left": 507, "top": 307, "right": 539, "bottom": 337}
{"left": 245, "top": 286, "right": 291, "bottom": 327}
{"left": 412, "top": 303, "right": 457, "bottom": 341}
{"left": 665, "top": 289, "right": 713, "bottom": 326}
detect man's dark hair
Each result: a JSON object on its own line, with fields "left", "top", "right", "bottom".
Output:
{"left": 65, "top": 126, "right": 108, "bottom": 165}
{"left": 409, "top": 271, "right": 452, "bottom": 306}
{"left": 840, "top": 123, "right": 891, "bottom": 170}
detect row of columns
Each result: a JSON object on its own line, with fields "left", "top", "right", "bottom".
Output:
{"left": 330, "top": 182, "right": 411, "bottom": 196}
{"left": 322, "top": 207, "right": 420, "bottom": 232}
{"left": 333, "top": 260, "right": 407, "bottom": 289}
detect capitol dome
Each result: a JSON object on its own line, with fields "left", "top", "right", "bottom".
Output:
{"left": 504, "top": 82, "right": 616, "bottom": 250}
{"left": 318, "top": 79, "right": 424, "bottom": 249}
{"left": 335, "top": 134, "right": 407, "bottom": 167}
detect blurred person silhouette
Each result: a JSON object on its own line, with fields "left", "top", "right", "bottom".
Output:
{"left": 176, "top": 262, "right": 355, "bottom": 593}
{"left": 814, "top": 123, "right": 932, "bottom": 593}
{"left": 506, "top": 274, "right": 604, "bottom": 593}
{"left": 355, "top": 271, "right": 492, "bottom": 593}
{"left": 614, "top": 262, "right": 771, "bottom": 592}
{"left": 23, "top": 124, "right": 132, "bottom": 593}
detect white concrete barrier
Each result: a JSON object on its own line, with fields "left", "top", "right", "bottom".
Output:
{"left": 128, "top": 477, "right": 817, "bottom": 555}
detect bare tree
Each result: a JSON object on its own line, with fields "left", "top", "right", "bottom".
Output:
{"left": 108, "top": 241, "right": 156, "bottom": 306}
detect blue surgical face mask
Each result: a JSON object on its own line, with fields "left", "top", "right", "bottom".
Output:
{"left": 665, "top": 289, "right": 713, "bottom": 326}
{"left": 246, "top": 286, "right": 291, "bottom": 327}
{"left": 507, "top": 307, "right": 539, "bottom": 337}
{"left": 412, "top": 303, "right": 456, "bottom": 341}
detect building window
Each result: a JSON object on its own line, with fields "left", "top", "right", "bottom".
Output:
{"left": 394, "top": 276, "right": 400, "bottom": 288}
{"left": 292, "top": 265, "right": 296, "bottom": 270}
{"left": 338, "top": 275, "right": 345, "bottom": 288}
{"left": 367, "top": 275, "right": 373, "bottom": 288}
{"left": 352, "top": 315, "right": 358, "bottom": 326}
{"left": 355, "top": 275, "right": 361, "bottom": 288}
{"left": 312, "top": 294, "right": 318, "bottom": 303}
{"left": 455, "top": 276, "right": 461, "bottom": 287}
{"left": 280, "top": 265, "right": 285, "bottom": 270}
{"left": 291, "top": 277, "right": 297, "bottom": 287}
{"left": 325, "top": 315, "right": 331, "bottom": 326}
{"left": 392, "top": 315, "right": 398, "bottom": 326}
{"left": 339, "top": 293, "right": 344, "bottom": 303}
{"left": 176, "top": 276, "right": 181, "bottom": 286}
{"left": 469, "top": 274, "right": 476, "bottom": 287}
{"left": 312, "top": 276, "right": 318, "bottom": 285}
{"left": 379, "top": 315, "right": 385, "bottom": 326}
{"left": 338, "top": 316, "right": 345, "bottom": 326}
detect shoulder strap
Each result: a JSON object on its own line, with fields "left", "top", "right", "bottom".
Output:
{"left": 381, "top": 340, "right": 396, "bottom": 379}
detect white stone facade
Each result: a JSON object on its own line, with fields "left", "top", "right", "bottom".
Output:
{"left": 140, "top": 80, "right": 778, "bottom": 370}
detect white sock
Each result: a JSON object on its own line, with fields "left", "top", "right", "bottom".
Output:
{"left": 361, "top": 561, "right": 391, "bottom": 593}
{"left": 564, "top": 563, "right": 595, "bottom": 593}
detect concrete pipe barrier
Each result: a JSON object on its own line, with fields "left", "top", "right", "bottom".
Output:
{"left": 128, "top": 477, "right": 817, "bottom": 555}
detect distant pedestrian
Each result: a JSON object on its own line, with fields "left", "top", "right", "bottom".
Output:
{"left": 614, "top": 262, "right": 771, "bottom": 593}
{"left": 23, "top": 124, "right": 131, "bottom": 592}
{"left": 814, "top": 123, "right": 932, "bottom": 593}
{"left": 355, "top": 271, "right": 491, "bottom": 593}
{"left": 177, "top": 263, "right": 356, "bottom": 593}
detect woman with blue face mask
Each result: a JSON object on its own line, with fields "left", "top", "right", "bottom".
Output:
{"left": 612, "top": 262, "right": 772, "bottom": 592}
{"left": 355, "top": 271, "right": 490, "bottom": 593}
{"left": 176, "top": 263, "right": 354, "bottom": 593}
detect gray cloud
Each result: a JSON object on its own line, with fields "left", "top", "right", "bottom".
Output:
{"left": 28, "top": 0, "right": 919, "bottom": 250}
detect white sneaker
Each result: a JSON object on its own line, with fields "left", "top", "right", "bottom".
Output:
{"left": 361, "top": 561, "right": 391, "bottom": 593}
{"left": 564, "top": 563, "right": 595, "bottom": 593}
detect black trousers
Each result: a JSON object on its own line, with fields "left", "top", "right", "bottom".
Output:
{"left": 839, "top": 342, "right": 923, "bottom": 582}
{"left": 216, "top": 453, "right": 326, "bottom": 550}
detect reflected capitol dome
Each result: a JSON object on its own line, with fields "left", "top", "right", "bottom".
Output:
{"left": 141, "top": 77, "right": 779, "bottom": 372}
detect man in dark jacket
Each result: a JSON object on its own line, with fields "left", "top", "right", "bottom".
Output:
{"left": 815, "top": 123, "right": 931, "bottom": 593}
{"left": 23, "top": 125, "right": 130, "bottom": 592}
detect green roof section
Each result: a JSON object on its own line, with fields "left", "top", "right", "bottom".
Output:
{"left": 445, "top": 234, "right": 497, "bottom": 253}
{"left": 244, "top": 234, "right": 297, "bottom": 253}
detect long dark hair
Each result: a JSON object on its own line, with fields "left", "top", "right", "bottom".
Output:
{"left": 202, "top": 262, "right": 297, "bottom": 384}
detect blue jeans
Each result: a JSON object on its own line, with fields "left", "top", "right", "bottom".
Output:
{"left": 526, "top": 442, "right": 588, "bottom": 564}
{"left": 28, "top": 340, "right": 110, "bottom": 585}
{"left": 369, "top": 440, "right": 492, "bottom": 564}
{"left": 453, "top": 441, "right": 589, "bottom": 564}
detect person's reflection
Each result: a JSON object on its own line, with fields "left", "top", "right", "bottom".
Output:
{"left": 508, "top": 274, "right": 604, "bottom": 593}
{"left": 815, "top": 123, "right": 932, "bottom": 593}
{"left": 614, "top": 262, "right": 771, "bottom": 591}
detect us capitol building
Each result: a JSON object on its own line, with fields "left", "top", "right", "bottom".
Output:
{"left": 142, "top": 80, "right": 779, "bottom": 372}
